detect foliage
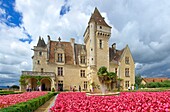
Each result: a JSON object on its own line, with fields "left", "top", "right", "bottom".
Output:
{"left": 139, "top": 84, "right": 146, "bottom": 88}
{"left": 0, "top": 92, "right": 47, "bottom": 109}
{"left": 97, "top": 66, "right": 117, "bottom": 84}
{"left": 0, "top": 91, "right": 23, "bottom": 95}
{"left": 97, "top": 66, "right": 108, "bottom": 77}
{"left": 135, "top": 74, "right": 142, "bottom": 86}
{"left": 146, "top": 80, "right": 170, "bottom": 88}
{"left": 10, "top": 85, "right": 19, "bottom": 89}
{"left": 52, "top": 88, "right": 55, "bottom": 92}
{"left": 0, "top": 92, "right": 57, "bottom": 112}
{"left": 117, "top": 78, "right": 123, "bottom": 81}
{"left": 19, "top": 75, "right": 51, "bottom": 86}
{"left": 107, "top": 72, "right": 117, "bottom": 81}
{"left": 37, "top": 81, "right": 41, "bottom": 86}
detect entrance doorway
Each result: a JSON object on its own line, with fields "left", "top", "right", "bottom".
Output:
{"left": 41, "top": 78, "right": 51, "bottom": 91}
{"left": 42, "top": 83, "right": 45, "bottom": 91}
{"left": 58, "top": 80, "right": 63, "bottom": 91}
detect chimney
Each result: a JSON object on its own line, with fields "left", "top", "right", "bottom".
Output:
{"left": 47, "top": 35, "right": 50, "bottom": 41}
{"left": 112, "top": 43, "right": 116, "bottom": 49}
{"left": 70, "top": 38, "right": 75, "bottom": 44}
{"left": 70, "top": 38, "right": 76, "bottom": 65}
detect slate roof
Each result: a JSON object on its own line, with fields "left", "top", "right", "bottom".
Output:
{"left": 74, "top": 44, "right": 86, "bottom": 65}
{"left": 89, "top": 7, "right": 111, "bottom": 28}
{"left": 49, "top": 41, "right": 74, "bottom": 64}
{"left": 109, "top": 47, "right": 125, "bottom": 63}
{"left": 37, "top": 37, "right": 46, "bottom": 47}
{"left": 47, "top": 40, "right": 124, "bottom": 65}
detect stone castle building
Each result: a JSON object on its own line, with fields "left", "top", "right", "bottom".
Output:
{"left": 21, "top": 8, "right": 135, "bottom": 91}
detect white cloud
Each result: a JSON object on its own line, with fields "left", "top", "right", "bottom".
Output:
{"left": 0, "top": 74, "right": 12, "bottom": 78}
{"left": 1, "top": 0, "right": 170, "bottom": 86}
{"left": 0, "top": 23, "right": 32, "bottom": 85}
{"left": 167, "top": 69, "right": 170, "bottom": 72}
{"left": 0, "top": 8, "right": 5, "bottom": 15}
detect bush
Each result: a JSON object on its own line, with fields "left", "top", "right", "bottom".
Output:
{"left": 0, "top": 92, "right": 58, "bottom": 112}
{"left": 0, "top": 91, "right": 23, "bottom": 95}
{"left": 139, "top": 84, "right": 146, "bottom": 88}
{"left": 52, "top": 88, "right": 55, "bottom": 92}
{"left": 146, "top": 82, "right": 159, "bottom": 88}
{"left": 146, "top": 81, "right": 170, "bottom": 88}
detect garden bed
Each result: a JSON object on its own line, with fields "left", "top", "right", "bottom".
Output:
{"left": 0, "top": 92, "right": 58, "bottom": 112}
{"left": 50, "top": 92, "right": 170, "bottom": 111}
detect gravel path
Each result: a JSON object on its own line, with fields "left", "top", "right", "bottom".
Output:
{"left": 34, "top": 95, "right": 58, "bottom": 112}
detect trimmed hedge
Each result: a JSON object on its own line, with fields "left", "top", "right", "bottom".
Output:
{"left": 146, "top": 80, "right": 170, "bottom": 88}
{"left": 0, "top": 92, "right": 58, "bottom": 112}
{"left": 0, "top": 91, "right": 23, "bottom": 95}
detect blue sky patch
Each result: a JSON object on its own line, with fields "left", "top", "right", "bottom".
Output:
{"left": 19, "top": 27, "right": 33, "bottom": 44}
{"left": 60, "top": 2, "right": 70, "bottom": 16}
{"left": 0, "top": 0, "right": 22, "bottom": 27}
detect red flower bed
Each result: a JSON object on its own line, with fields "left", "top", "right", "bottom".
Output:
{"left": 0, "top": 91, "right": 47, "bottom": 109}
{"left": 50, "top": 92, "right": 170, "bottom": 112}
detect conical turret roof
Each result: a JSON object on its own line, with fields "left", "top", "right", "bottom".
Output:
{"left": 37, "top": 36, "right": 46, "bottom": 47}
{"left": 89, "top": 7, "right": 111, "bottom": 28}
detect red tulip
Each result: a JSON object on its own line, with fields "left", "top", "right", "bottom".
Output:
{"left": 0, "top": 91, "right": 47, "bottom": 109}
{"left": 50, "top": 92, "right": 170, "bottom": 112}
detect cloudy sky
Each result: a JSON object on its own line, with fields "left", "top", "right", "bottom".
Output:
{"left": 0, "top": 0, "right": 170, "bottom": 86}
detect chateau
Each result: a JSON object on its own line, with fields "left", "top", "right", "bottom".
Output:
{"left": 21, "top": 8, "right": 135, "bottom": 91}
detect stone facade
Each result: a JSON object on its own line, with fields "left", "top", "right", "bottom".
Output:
{"left": 21, "top": 8, "right": 135, "bottom": 91}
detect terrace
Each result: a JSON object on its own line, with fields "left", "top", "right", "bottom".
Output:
{"left": 22, "top": 71, "right": 56, "bottom": 78}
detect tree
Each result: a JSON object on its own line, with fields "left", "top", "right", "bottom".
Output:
{"left": 10, "top": 85, "right": 19, "bottom": 89}
{"left": 97, "top": 66, "right": 108, "bottom": 83}
{"left": 135, "top": 74, "right": 142, "bottom": 86}
{"left": 108, "top": 72, "right": 117, "bottom": 82}
{"left": 97, "top": 66, "right": 117, "bottom": 91}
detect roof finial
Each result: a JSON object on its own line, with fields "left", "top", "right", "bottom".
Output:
{"left": 58, "top": 37, "right": 61, "bottom": 42}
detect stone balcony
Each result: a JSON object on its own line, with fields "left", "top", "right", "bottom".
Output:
{"left": 22, "top": 71, "right": 56, "bottom": 78}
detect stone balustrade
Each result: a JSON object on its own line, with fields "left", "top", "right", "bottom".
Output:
{"left": 22, "top": 71, "right": 56, "bottom": 77}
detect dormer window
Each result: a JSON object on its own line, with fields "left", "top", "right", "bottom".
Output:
{"left": 125, "top": 57, "right": 129, "bottom": 64}
{"left": 58, "top": 53, "right": 63, "bottom": 62}
{"left": 80, "top": 56, "right": 85, "bottom": 64}
{"left": 55, "top": 47, "right": 65, "bottom": 64}
{"left": 99, "top": 39, "right": 102, "bottom": 49}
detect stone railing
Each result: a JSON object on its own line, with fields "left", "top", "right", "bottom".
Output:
{"left": 22, "top": 71, "right": 56, "bottom": 77}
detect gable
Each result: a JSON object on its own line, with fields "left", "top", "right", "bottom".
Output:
{"left": 120, "top": 45, "right": 135, "bottom": 65}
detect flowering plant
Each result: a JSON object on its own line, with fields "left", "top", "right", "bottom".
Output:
{"left": 50, "top": 92, "right": 170, "bottom": 112}
{"left": 0, "top": 91, "right": 47, "bottom": 109}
